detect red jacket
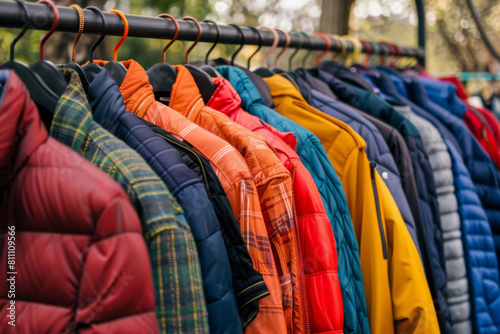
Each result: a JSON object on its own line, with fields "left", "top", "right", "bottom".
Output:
{"left": 207, "top": 77, "right": 344, "bottom": 334}
{"left": 440, "top": 76, "right": 500, "bottom": 170}
{"left": 0, "top": 71, "right": 158, "bottom": 333}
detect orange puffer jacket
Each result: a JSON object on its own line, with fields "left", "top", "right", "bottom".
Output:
{"left": 95, "top": 60, "right": 285, "bottom": 334}
{"left": 207, "top": 76, "right": 344, "bottom": 334}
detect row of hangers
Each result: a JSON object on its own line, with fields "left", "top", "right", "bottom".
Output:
{"left": 0, "top": 0, "right": 419, "bottom": 127}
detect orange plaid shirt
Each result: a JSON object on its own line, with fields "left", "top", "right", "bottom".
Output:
{"left": 104, "top": 59, "right": 289, "bottom": 333}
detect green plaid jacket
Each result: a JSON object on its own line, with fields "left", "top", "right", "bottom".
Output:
{"left": 50, "top": 69, "right": 209, "bottom": 334}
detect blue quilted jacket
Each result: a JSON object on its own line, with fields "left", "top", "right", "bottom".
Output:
{"left": 446, "top": 141, "right": 500, "bottom": 334}
{"left": 216, "top": 65, "right": 370, "bottom": 334}
{"left": 372, "top": 68, "right": 500, "bottom": 333}
{"left": 88, "top": 68, "right": 242, "bottom": 334}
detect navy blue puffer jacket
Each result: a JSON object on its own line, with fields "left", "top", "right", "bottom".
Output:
{"left": 87, "top": 68, "right": 242, "bottom": 334}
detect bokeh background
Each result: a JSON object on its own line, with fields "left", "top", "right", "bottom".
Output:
{"left": 1, "top": 0, "right": 499, "bottom": 77}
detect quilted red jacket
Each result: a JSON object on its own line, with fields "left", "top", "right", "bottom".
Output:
{"left": 0, "top": 70, "right": 158, "bottom": 333}
{"left": 207, "top": 76, "right": 344, "bottom": 334}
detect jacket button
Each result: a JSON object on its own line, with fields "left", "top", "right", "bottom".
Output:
{"left": 382, "top": 171, "right": 389, "bottom": 179}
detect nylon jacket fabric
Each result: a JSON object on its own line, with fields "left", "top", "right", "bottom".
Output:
{"left": 404, "top": 75, "right": 500, "bottom": 275}
{"left": 168, "top": 65, "right": 301, "bottom": 334}
{"left": 265, "top": 73, "right": 440, "bottom": 334}
{"left": 318, "top": 69, "right": 451, "bottom": 334}
{"left": 87, "top": 68, "right": 241, "bottom": 334}
{"left": 373, "top": 68, "right": 500, "bottom": 333}
{"left": 96, "top": 59, "right": 280, "bottom": 333}
{"left": 398, "top": 106, "right": 472, "bottom": 334}
{"left": 291, "top": 70, "right": 422, "bottom": 261}
{"left": 439, "top": 76, "right": 500, "bottom": 146}
{"left": 420, "top": 76, "right": 500, "bottom": 171}
{"left": 216, "top": 65, "right": 370, "bottom": 334}
{"left": 446, "top": 141, "right": 500, "bottom": 334}
{"left": 0, "top": 70, "right": 159, "bottom": 333}
{"left": 207, "top": 76, "right": 344, "bottom": 334}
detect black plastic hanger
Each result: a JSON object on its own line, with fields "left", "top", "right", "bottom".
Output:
{"left": 199, "top": 19, "right": 221, "bottom": 78}
{"left": 63, "top": 4, "right": 88, "bottom": 92}
{"left": 29, "top": 0, "right": 67, "bottom": 97}
{"left": 146, "top": 13, "right": 179, "bottom": 105}
{"left": 82, "top": 6, "right": 108, "bottom": 83}
{"left": 0, "top": 0, "right": 60, "bottom": 123}
{"left": 270, "top": 28, "right": 290, "bottom": 74}
{"left": 246, "top": 26, "right": 263, "bottom": 69}
{"left": 103, "top": 9, "right": 128, "bottom": 86}
{"left": 181, "top": 16, "right": 216, "bottom": 104}
{"left": 253, "top": 25, "right": 278, "bottom": 78}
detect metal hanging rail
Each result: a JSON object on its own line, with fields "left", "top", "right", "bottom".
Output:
{"left": 0, "top": 0, "right": 425, "bottom": 63}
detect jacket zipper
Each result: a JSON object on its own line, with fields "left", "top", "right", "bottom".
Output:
{"left": 370, "top": 162, "right": 387, "bottom": 260}
{"left": 290, "top": 165, "right": 309, "bottom": 334}
{"left": 156, "top": 132, "right": 210, "bottom": 191}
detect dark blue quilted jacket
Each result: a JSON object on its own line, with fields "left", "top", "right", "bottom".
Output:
{"left": 216, "top": 65, "right": 371, "bottom": 334}
{"left": 87, "top": 68, "right": 242, "bottom": 334}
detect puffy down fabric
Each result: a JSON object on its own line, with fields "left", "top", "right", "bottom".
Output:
{"left": 446, "top": 141, "right": 500, "bottom": 333}
{"left": 264, "top": 73, "right": 439, "bottom": 334}
{"left": 87, "top": 68, "right": 241, "bottom": 334}
{"left": 291, "top": 70, "right": 422, "bottom": 260}
{"left": 398, "top": 106, "right": 472, "bottom": 333}
{"left": 215, "top": 65, "right": 370, "bottom": 334}
{"left": 319, "top": 70, "right": 451, "bottom": 334}
{"left": 0, "top": 70, "right": 159, "bottom": 333}
{"left": 207, "top": 76, "right": 344, "bottom": 333}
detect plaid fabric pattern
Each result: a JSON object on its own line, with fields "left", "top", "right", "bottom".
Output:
{"left": 50, "top": 69, "right": 209, "bottom": 334}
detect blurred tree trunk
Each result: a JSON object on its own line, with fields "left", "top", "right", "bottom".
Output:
{"left": 319, "top": 0, "right": 354, "bottom": 34}
{"left": 45, "top": 0, "right": 110, "bottom": 64}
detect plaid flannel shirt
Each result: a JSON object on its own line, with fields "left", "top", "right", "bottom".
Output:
{"left": 50, "top": 69, "right": 209, "bottom": 334}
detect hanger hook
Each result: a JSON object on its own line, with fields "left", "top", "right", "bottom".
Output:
{"left": 302, "top": 32, "right": 313, "bottom": 68}
{"left": 84, "top": 7, "right": 107, "bottom": 64}
{"left": 158, "top": 14, "right": 179, "bottom": 63}
{"left": 37, "top": 0, "right": 59, "bottom": 61}
{"left": 246, "top": 26, "right": 262, "bottom": 69}
{"left": 343, "top": 35, "right": 362, "bottom": 67}
{"left": 10, "top": 0, "right": 30, "bottom": 61}
{"left": 69, "top": 4, "right": 84, "bottom": 63}
{"left": 256, "top": 26, "right": 279, "bottom": 67}
{"left": 313, "top": 32, "right": 332, "bottom": 66}
{"left": 359, "top": 39, "right": 371, "bottom": 66}
{"left": 204, "top": 19, "right": 220, "bottom": 64}
{"left": 288, "top": 31, "right": 303, "bottom": 70}
{"left": 108, "top": 10, "right": 128, "bottom": 61}
{"left": 228, "top": 24, "right": 245, "bottom": 66}
{"left": 274, "top": 28, "right": 290, "bottom": 67}
{"left": 181, "top": 16, "right": 202, "bottom": 64}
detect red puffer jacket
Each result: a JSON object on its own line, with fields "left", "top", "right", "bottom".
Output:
{"left": 0, "top": 71, "right": 158, "bottom": 333}
{"left": 207, "top": 77, "right": 344, "bottom": 334}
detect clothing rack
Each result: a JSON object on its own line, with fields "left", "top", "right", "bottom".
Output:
{"left": 0, "top": 0, "right": 426, "bottom": 64}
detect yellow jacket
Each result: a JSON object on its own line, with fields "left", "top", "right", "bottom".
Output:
{"left": 264, "top": 74, "right": 440, "bottom": 334}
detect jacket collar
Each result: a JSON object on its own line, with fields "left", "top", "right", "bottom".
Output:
{"left": 0, "top": 70, "right": 47, "bottom": 188}
{"left": 265, "top": 73, "right": 311, "bottom": 102}
{"left": 87, "top": 67, "right": 126, "bottom": 134}
{"left": 294, "top": 68, "right": 337, "bottom": 100}
{"left": 215, "top": 66, "right": 267, "bottom": 110}
{"left": 169, "top": 65, "right": 205, "bottom": 121}
{"left": 320, "top": 61, "right": 374, "bottom": 92}
{"left": 207, "top": 77, "right": 242, "bottom": 119}
{"left": 93, "top": 59, "right": 156, "bottom": 118}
